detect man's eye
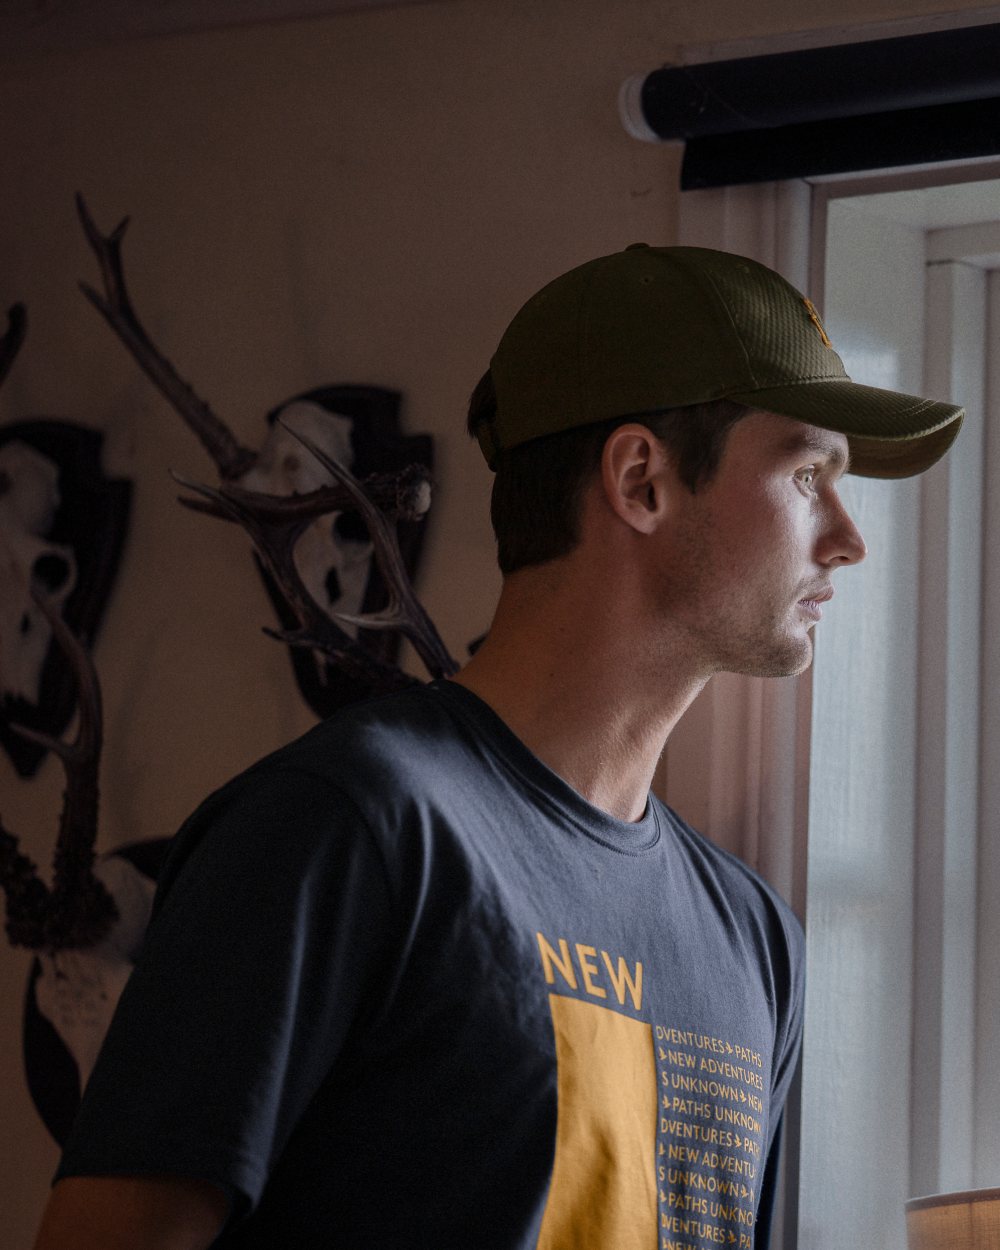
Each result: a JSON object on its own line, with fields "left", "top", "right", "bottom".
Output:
{"left": 796, "top": 468, "right": 816, "bottom": 488}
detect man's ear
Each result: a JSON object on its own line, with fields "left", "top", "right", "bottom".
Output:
{"left": 599, "top": 423, "right": 674, "bottom": 535}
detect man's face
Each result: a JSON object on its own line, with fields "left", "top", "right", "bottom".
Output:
{"left": 653, "top": 410, "right": 867, "bottom": 678}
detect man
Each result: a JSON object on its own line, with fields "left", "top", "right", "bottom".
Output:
{"left": 35, "top": 245, "right": 962, "bottom": 1249}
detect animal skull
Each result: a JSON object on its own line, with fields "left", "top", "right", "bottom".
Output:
{"left": 0, "top": 440, "right": 78, "bottom": 704}
{"left": 240, "top": 401, "right": 373, "bottom": 638}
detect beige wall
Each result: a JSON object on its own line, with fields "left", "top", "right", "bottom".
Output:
{"left": 0, "top": 0, "right": 992, "bottom": 1243}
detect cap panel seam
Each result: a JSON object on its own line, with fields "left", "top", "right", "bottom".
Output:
{"left": 683, "top": 262, "right": 758, "bottom": 388}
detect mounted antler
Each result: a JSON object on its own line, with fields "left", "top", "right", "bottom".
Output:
{"left": 174, "top": 445, "right": 456, "bottom": 690}
{"left": 0, "top": 591, "right": 117, "bottom": 951}
{"left": 76, "top": 195, "right": 256, "bottom": 481}
{"left": 278, "top": 421, "right": 455, "bottom": 677}
{"left": 78, "top": 195, "right": 458, "bottom": 689}
{"left": 0, "top": 303, "right": 27, "bottom": 390}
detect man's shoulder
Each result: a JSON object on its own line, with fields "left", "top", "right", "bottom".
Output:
{"left": 218, "top": 680, "right": 489, "bottom": 826}
{"left": 271, "top": 680, "right": 474, "bottom": 785}
{"left": 657, "top": 799, "right": 805, "bottom": 954}
{"left": 160, "top": 683, "right": 468, "bottom": 896}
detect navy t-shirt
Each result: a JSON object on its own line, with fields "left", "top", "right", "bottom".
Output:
{"left": 58, "top": 680, "right": 804, "bottom": 1249}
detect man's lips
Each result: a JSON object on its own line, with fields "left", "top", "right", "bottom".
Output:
{"left": 798, "top": 586, "right": 834, "bottom": 620}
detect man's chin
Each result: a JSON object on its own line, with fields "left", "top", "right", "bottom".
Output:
{"left": 735, "top": 635, "right": 814, "bottom": 679}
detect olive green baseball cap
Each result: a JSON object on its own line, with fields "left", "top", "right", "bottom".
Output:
{"left": 481, "top": 244, "right": 963, "bottom": 478}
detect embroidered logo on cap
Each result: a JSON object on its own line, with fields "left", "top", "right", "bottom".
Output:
{"left": 802, "top": 297, "right": 833, "bottom": 349}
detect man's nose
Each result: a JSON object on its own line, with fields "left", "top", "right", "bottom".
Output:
{"left": 823, "top": 499, "right": 868, "bottom": 566}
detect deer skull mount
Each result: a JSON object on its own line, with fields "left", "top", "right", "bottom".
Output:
{"left": 255, "top": 387, "right": 440, "bottom": 711}
{"left": 0, "top": 302, "right": 132, "bottom": 778}
{"left": 242, "top": 401, "right": 370, "bottom": 630}
{"left": 76, "top": 196, "right": 451, "bottom": 711}
{"left": 0, "top": 440, "right": 78, "bottom": 704}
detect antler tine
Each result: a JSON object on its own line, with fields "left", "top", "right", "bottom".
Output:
{"left": 277, "top": 419, "right": 458, "bottom": 679}
{"left": 1, "top": 593, "right": 117, "bottom": 951}
{"left": 171, "top": 471, "right": 421, "bottom": 695}
{"left": 174, "top": 465, "right": 432, "bottom": 527}
{"left": 13, "top": 592, "right": 102, "bottom": 768}
{"left": 0, "top": 303, "right": 27, "bottom": 389}
{"left": 75, "top": 194, "right": 257, "bottom": 481}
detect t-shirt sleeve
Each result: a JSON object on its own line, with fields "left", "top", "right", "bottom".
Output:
{"left": 56, "top": 763, "right": 394, "bottom": 1217}
{"left": 770, "top": 904, "right": 806, "bottom": 1124}
{"left": 755, "top": 903, "right": 806, "bottom": 1249}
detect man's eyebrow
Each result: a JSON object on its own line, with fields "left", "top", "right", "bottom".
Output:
{"left": 782, "top": 432, "right": 851, "bottom": 475}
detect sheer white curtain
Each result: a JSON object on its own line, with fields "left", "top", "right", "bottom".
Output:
{"left": 659, "top": 178, "right": 814, "bottom": 1249}
{"left": 664, "top": 178, "right": 814, "bottom": 915}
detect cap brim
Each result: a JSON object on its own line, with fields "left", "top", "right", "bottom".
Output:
{"left": 727, "top": 378, "right": 964, "bottom": 479}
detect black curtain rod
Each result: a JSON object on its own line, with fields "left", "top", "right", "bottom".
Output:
{"left": 682, "top": 94, "right": 1000, "bottom": 190}
{"left": 621, "top": 23, "right": 1000, "bottom": 188}
{"left": 626, "top": 24, "right": 1000, "bottom": 140}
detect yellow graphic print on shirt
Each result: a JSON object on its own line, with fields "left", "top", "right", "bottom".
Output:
{"left": 534, "top": 932, "right": 765, "bottom": 1250}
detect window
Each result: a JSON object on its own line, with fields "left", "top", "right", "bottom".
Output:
{"left": 804, "top": 170, "right": 1000, "bottom": 1248}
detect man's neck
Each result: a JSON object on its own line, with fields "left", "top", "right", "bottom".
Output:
{"left": 451, "top": 567, "right": 708, "bottom": 823}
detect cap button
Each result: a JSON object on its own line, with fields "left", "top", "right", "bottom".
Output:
{"left": 625, "top": 242, "right": 650, "bottom": 251}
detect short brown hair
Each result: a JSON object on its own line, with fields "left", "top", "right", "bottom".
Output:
{"left": 467, "top": 369, "right": 749, "bottom": 575}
